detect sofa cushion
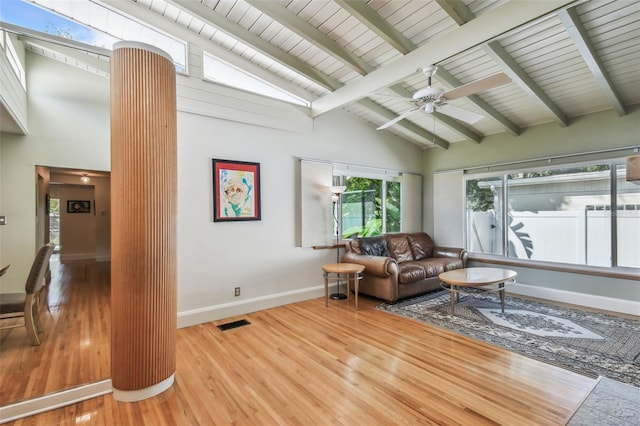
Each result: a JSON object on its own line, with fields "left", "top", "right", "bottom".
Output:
{"left": 385, "top": 234, "right": 414, "bottom": 263}
{"left": 360, "top": 236, "right": 389, "bottom": 257}
{"left": 397, "top": 263, "right": 426, "bottom": 284}
{"left": 414, "top": 258, "right": 463, "bottom": 277}
{"left": 407, "top": 232, "right": 434, "bottom": 260}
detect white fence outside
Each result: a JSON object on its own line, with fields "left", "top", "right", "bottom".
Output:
{"left": 468, "top": 209, "right": 640, "bottom": 268}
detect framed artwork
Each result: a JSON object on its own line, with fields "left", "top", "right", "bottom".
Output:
{"left": 67, "top": 200, "right": 91, "bottom": 213}
{"left": 212, "top": 159, "right": 261, "bottom": 222}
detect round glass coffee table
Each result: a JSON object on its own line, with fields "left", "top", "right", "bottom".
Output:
{"left": 439, "top": 267, "right": 517, "bottom": 316}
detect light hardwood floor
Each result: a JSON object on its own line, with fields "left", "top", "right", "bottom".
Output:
{"left": 3, "top": 261, "right": 598, "bottom": 425}
{"left": 0, "top": 256, "right": 111, "bottom": 406}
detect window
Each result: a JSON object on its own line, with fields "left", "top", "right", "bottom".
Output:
{"left": 336, "top": 175, "right": 402, "bottom": 238}
{"left": 465, "top": 161, "right": 640, "bottom": 268}
{"left": 4, "top": 0, "right": 187, "bottom": 72}
{"left": 5, "top": 35, "right": 26, "bottom": 89}
{"left": 203, "top": 53, "right": 310, "bottom": 106}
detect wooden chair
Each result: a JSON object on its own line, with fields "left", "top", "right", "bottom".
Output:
{"left": 0, "top": 243, "right": 55, "bottom": 345}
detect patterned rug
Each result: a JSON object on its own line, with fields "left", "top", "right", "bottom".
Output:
{"left": 377, "top": 290, "right": 640, "bottom": 386}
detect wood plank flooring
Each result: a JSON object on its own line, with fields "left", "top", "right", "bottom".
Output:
{"left": 2, "top": 258, "right": 598, "bottom": 426}
{"left": 0, "top": 256, "right": 111, "bottom": 406}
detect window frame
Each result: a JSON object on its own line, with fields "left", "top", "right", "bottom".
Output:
{"left": 333, "top": 172, "right": 402, "bottom": 239}
{"left": 463, "top": 157, "right": 638, "bottom": 271}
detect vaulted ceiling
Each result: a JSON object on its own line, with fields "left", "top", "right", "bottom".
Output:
{"left": 4, "top": 0, "right": 640, "bottom": 148}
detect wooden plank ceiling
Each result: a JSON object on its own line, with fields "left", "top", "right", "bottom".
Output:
{"left": 14, "top": 0, "right": 640, "bottom": 148}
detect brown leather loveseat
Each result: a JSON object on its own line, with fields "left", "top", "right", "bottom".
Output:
{"left": 342, "top": 232, "right": 467, "bottom": 304}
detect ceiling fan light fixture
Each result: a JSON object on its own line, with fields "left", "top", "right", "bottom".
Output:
{"left": 424, "top": 103, "right": 434, "bottom": 113}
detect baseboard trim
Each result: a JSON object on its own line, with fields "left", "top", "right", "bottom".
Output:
{"left": 177, "top": 285, "right": 325, "bottom": 328}
{"left": 0, "top": 379, "right": 112, "bottom": 424}
{"left": 508, "top": 282, "right": 640, "bottom": 316}
{"left": 59, "top": 253, "right": 95, "bottom": 263}
{"left": 113, "top": 374, "right": 174, "bottom": 402}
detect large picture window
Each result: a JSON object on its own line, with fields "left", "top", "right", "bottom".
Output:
{"left": 465, "top": 161, "right": 640, "bottom": 268}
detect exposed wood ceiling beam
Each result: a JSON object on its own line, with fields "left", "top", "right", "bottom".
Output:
{"left": 333, "top": 0, "right": 414, "bottom": 55}
{"left": 171, "top": 0, "right": 341, "bottom": 91}
{"left": 559, "top": 8, "right": 626, "bottom": 116}
{"left": 434, "top": 2, "right": 521, "bottom": 136}
{"left": 311, "top": 0, "right": 576, "bottom": 117}
{"left": 336, "top": 0, "right": 517, "bottom": 142}
{"left": 99, "top": 0, "right": 325, "bottom": 100}
{"left": 240, "top": 1, "right": 459, "bottom": 146}
{"left": 246, "top": 0, "right": 372, "bottom": 75}
{"left": 434, "top": 0, "right": 475, "bottom": 26}
{"left": 485, "top": 41, "right": 569, "bottom": 127}
{"left": 22, "top": 38, "right": 110, "bottom": 77}
{"left": 357, "top": 98, "right": 449, "bottom": 149}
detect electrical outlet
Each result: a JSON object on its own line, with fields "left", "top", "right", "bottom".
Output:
{"left": 234, "top": 287, "right": 241, "bottom": 297}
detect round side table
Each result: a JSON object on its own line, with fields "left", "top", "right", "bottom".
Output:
{"left": 321, "top": 263, "right": 365, "bottom": 310}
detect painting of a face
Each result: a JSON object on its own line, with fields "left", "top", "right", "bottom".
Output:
{"left": 212, "top": 159, "right": 261, "bottom": 222}
{"left": 223, "top": 176, "right": 248, "bottom": 205}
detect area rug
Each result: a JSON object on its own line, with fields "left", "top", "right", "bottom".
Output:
{"left": 377, "top": 290, "right": 640, "bottom": 386}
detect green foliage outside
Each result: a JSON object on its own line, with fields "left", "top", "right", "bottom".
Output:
{"left": 341, "top": 178, "right": 400, "bottom": 238}
{"left": 49, "top": 198, "right": 60, "bottom": 249}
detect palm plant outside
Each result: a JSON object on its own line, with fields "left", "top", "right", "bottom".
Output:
{"left": 342, "top": 178, "right": 400, "bottom": 238}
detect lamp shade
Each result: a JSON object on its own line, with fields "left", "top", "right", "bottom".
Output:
{"left": 330, "top": 185, "right": 347, "bottom": 195}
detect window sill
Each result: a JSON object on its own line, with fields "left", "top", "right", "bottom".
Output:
{"left": 468, "top": 254, "right": 640, "bottom": 281}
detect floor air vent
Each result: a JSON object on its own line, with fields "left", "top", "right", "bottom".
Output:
{"left": 217, "top": 319, "right": 251, "bottom": 331}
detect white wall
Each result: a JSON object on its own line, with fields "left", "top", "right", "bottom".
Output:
{"left": 176, "top": 108, "right": 422, "bottom": 325}
{"left": 49, "top": 174, "right": 112, "bottom": 263}
{"left": 0, "top": 54, "right": 110, "bottom": 292}
{"left": 0, "top": 49, "right": 424, "bottom": 317}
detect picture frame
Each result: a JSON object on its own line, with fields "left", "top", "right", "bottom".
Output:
{"left": 212, "top": 159, "right": 261, "bottom": 222}
{"left": 67, "top": 200, "right": 91, "bottom": 214}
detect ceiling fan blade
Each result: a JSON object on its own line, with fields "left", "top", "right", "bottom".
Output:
{"left": 377, "top": 107, "right": 421, "bottom": 130}
{"left": 437, "top": 104, "right": 484, "bottom": 124}
{"left": 442, "top": 72, "right": 511, "bottom": 100}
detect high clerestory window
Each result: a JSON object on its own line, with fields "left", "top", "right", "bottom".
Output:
{"left": 465, "top": 160, "right": 640, "bottom": 268}
{"left": 1, "top": 0, "right": 187, "bottom": 72}
{"left": 203, "top": 52, "right": 310, "bottom": 107}
{"left": 1, "top": 31, "right": 26, "bottom": 89}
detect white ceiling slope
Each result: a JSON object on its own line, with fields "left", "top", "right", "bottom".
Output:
{"left": 9, "top": 0, "right": 640, "bottom": 148}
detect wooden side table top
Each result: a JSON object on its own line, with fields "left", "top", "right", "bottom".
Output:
{"left": 439, "top": 267, "right": 517, "bottom": 287}
{"left": 321, "top": 263, "right": 365, "bottom": 274}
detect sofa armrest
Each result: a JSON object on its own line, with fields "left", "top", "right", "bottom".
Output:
{"left": 342, "top": 252, "right": 397, "bottom": 277}
{"left": 433, "top": 247, "right": 468, "bottom": 266}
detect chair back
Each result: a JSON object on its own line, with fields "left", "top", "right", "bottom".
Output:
{"left": 25, "top": 243, "right": 55, "bottom": 295}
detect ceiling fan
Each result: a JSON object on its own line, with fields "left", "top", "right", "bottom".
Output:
{"left": 376, "top": 66, "right": 511, "bottom": 130}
